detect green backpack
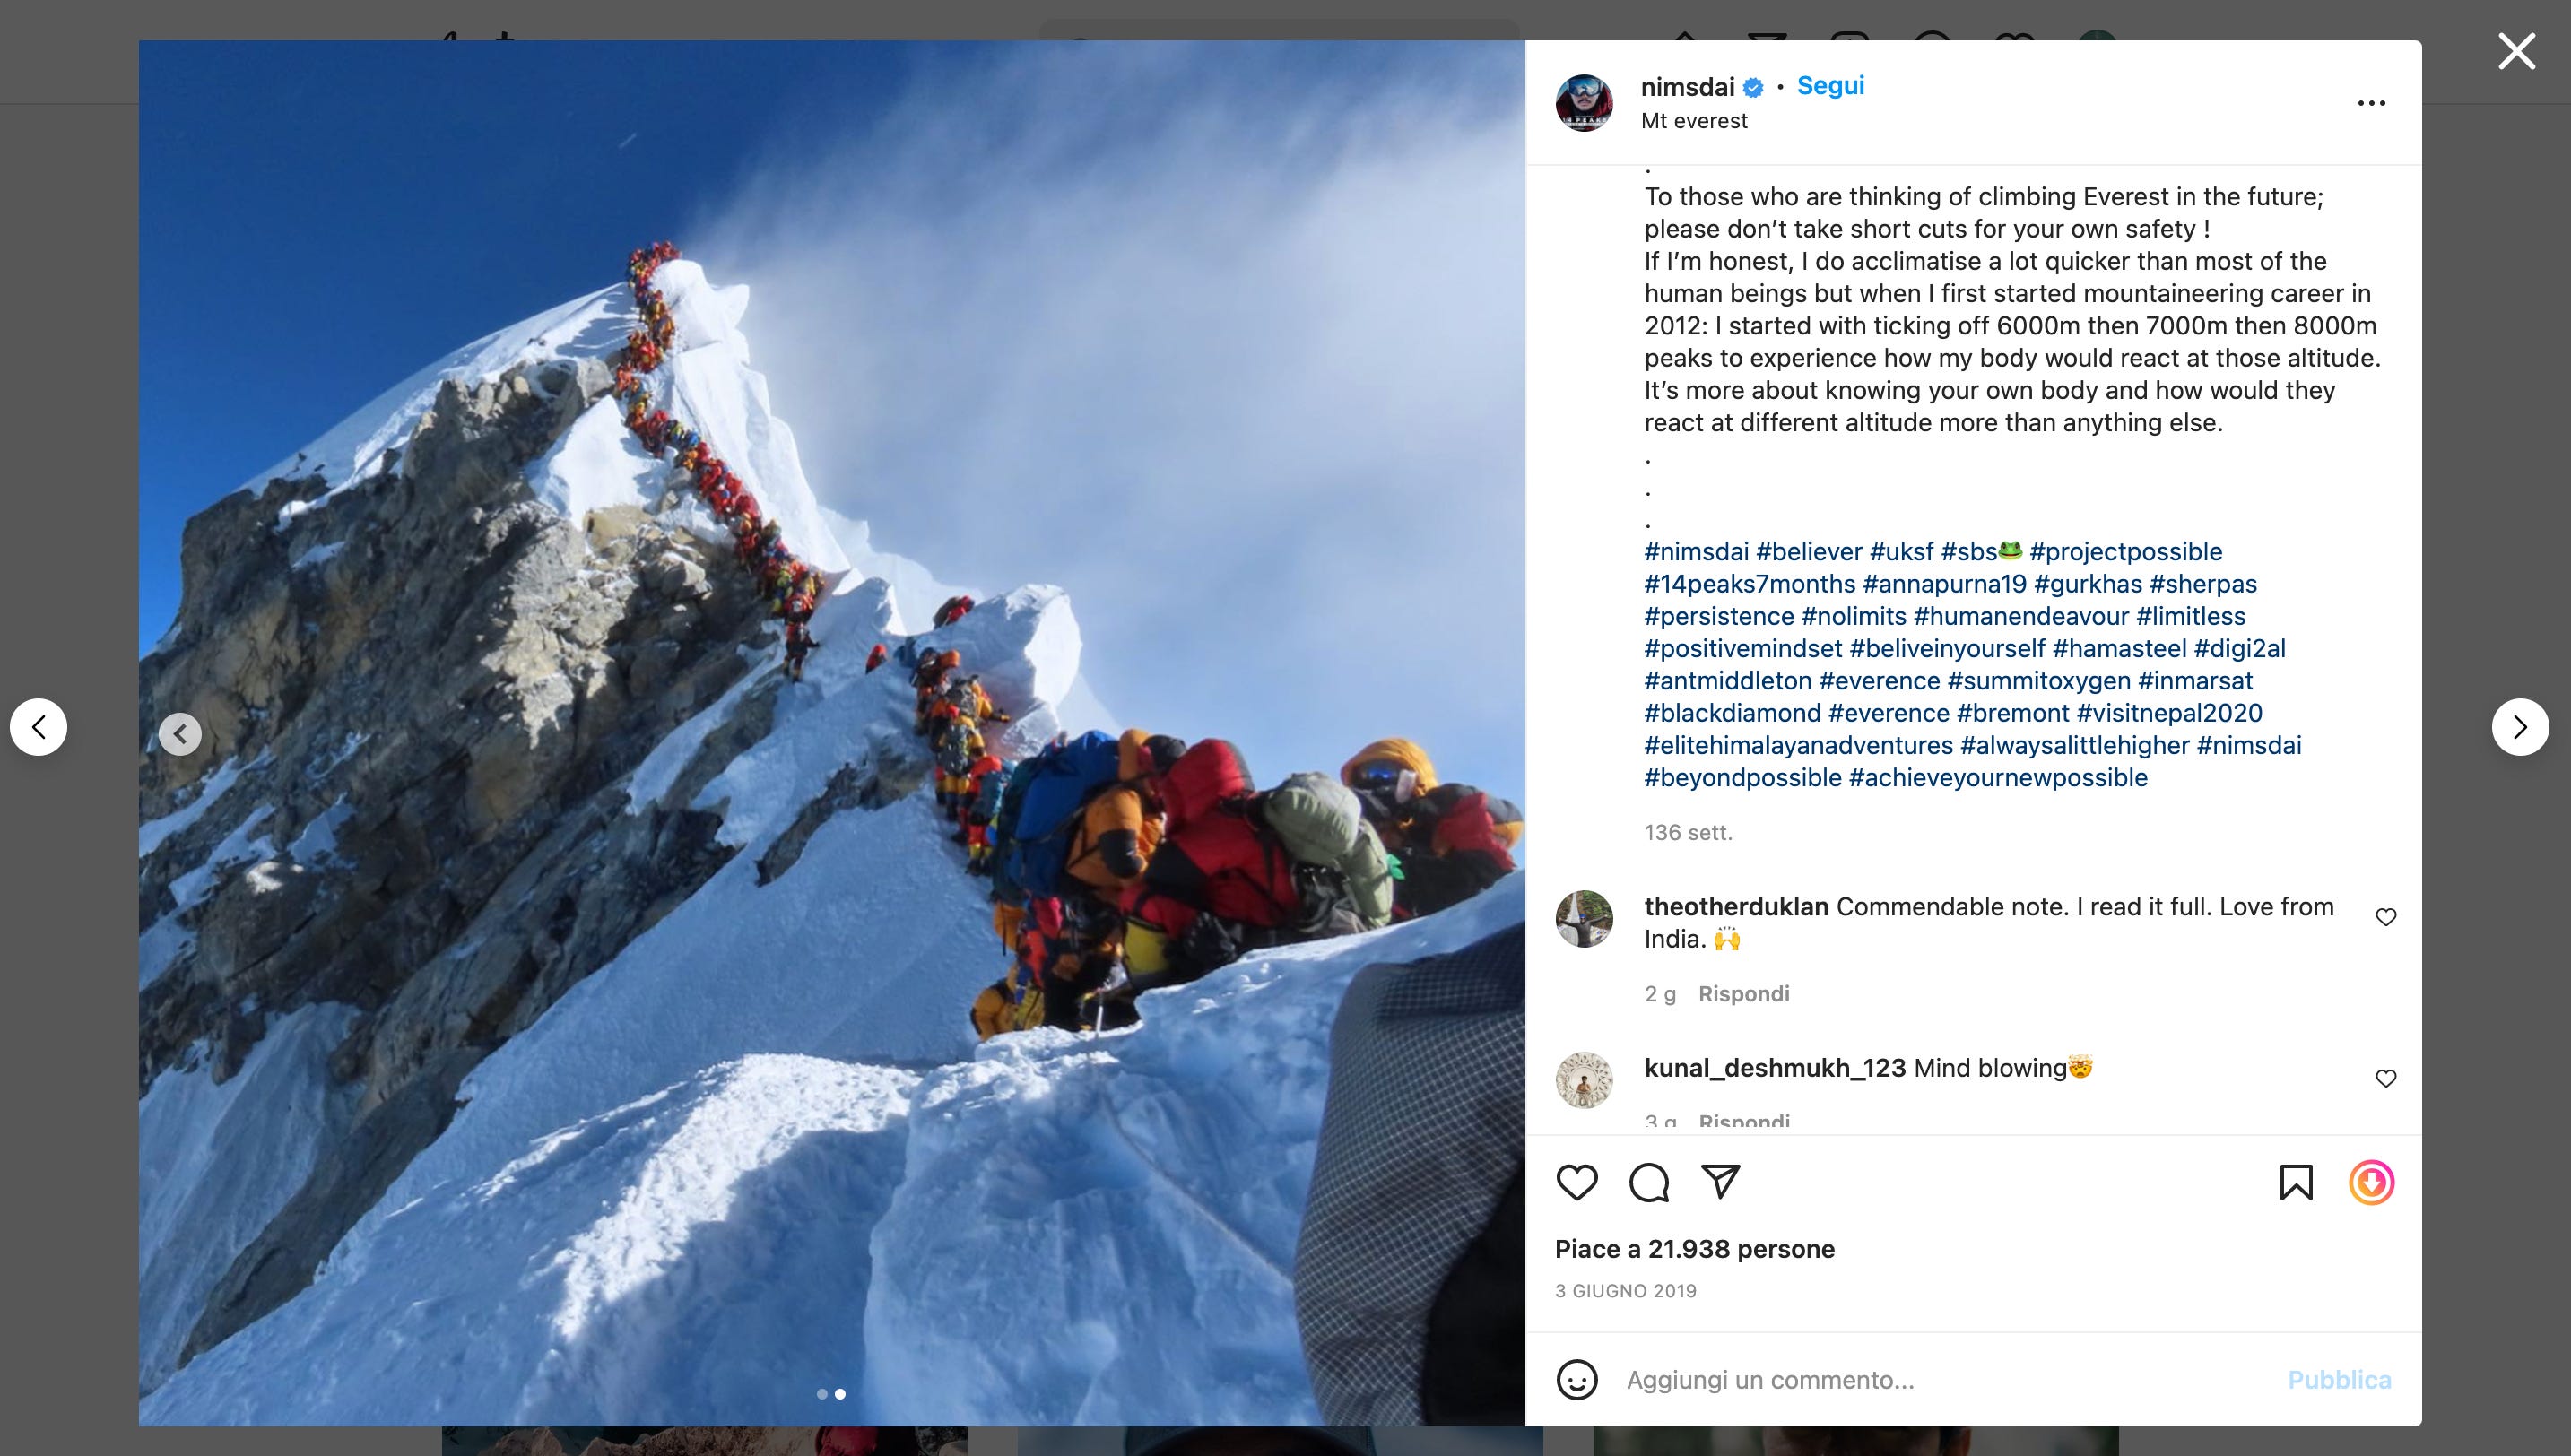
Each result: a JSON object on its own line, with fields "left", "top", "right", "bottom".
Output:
{"left": 1261, "top": 771, "right": 1395, "bottom": 928}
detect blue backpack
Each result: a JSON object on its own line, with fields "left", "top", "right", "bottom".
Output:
{"left": 983, "top": 758, "right": 1042, "bottom": 905}
{"left": 971, "top": 767, "right": 1011, "bottom": 827}
{"left": 1000, "top": 731, "right": 1125, "bottom": 898}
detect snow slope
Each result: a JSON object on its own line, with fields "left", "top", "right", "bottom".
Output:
{"left": 141, "top": 869, "right": 1521, "bottom": 1424}
{"left": 138, "top": 1002, "right": 362, "bottom": 1397}
{"left": 863, "top": 883, "right": 1522, "bottom": 1423}
{"left": 633, "top": 261, "right": 850, "bottom": 576}
{"left": 527, "top": 390, "right": 664, "bottom": 524}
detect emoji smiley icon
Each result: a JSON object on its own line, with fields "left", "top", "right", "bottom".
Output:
{"left": 1557, "top": 1357, "right": 1600, "bottom": 1400}
{"left": 2069, "top": 1054, "right": 2093, "bottom": 1079}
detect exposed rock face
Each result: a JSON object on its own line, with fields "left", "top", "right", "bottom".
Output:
{"left": 756, "top": 750, "right": 930, "bottom": 885}
{"left": 141, "top": 359, "right": 787, "bottom": 1370}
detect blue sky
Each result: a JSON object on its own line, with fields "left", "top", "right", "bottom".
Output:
{"left": 143, "top": 41, "right": 1524, "bottom": 801}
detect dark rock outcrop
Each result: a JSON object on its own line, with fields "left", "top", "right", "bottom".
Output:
{"left": 140, "top": 358, "right": 802, "bottom": 1374}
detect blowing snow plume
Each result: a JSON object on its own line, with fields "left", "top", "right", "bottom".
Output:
{"left": 686, "top": 42, "right": 1526, "bottom": 802}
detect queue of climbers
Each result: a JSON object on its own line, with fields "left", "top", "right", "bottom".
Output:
{"left": 914, "top": 646, "right": 1524, "bottom": 1040}
{"left": 614, "top": 240, "right": 828, "bottom": 678}
{"left": 612, "top": 245, "right": 1522, "bottom": 1040}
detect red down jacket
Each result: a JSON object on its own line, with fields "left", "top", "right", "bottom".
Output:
{"left": 1121, "top": 739, "right": 1299, "bottom": 942}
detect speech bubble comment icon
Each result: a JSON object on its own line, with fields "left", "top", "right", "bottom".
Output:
{"left": 1629, "top": 1162, "right": 1671, "bottom": 1202}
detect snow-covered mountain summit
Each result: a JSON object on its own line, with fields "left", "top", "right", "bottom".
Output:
{"left": 138, "top": 263, "right": 1519, "bottom": 1423}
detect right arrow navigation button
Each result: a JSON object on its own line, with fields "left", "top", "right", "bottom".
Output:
{"left": 2493, "top": 698, "right": 2549, "bottom": 756}
{"left": 1702, "top": 1164, "right": 1741, "bottom": 1199}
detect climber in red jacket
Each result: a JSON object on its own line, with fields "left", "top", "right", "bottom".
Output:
{"left": 1118, "top": 739, "right": 1303, "bottom": 992}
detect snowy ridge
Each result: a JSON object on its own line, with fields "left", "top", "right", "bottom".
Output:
{"left": 245, "top": 288, "right": 631, "bottom": 513}
{"left": 247, "top": 257, "right": 849, "bottom": 585}
{"left": 562, "top": 259, "right": 853, "bottom": 578}
{"left": 646, "top": 261, "right": 850, "bottom": 577}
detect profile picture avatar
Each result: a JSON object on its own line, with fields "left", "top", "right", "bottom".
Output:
{"left": 1556, "top": 889, "right": 1613, "bottom": 947}
{"left": 1556, "top": 74, "right": 1612, "bottom": 131}
{"left": 1557, "top": 1051, "right": 1613, "bottom": 1108}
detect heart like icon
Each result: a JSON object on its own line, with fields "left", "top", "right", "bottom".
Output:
{"left": 1557, "top": 1163, "right": 1599, "bottom": 1200}
{"left": 2376, "top": 1069, "right": 2396, "bottom": 1088}
{"left": 2375, "top": 908, "right": 2396, "bottom": 926}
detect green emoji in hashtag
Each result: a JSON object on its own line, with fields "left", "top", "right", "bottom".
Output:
{"left": 1998, "top": 541, "right": 2024, "bottom": 560}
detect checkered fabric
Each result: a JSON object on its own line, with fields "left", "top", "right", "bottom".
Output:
{"left": 1294, "top": 923, "right": 1524, "bottom": 1423}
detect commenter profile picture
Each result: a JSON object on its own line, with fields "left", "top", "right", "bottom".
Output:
{"left": 1556, "top": 890, "right": 1613, "bottom": 947}
{"left": 1557, "top": 74, "right": 1612, "bottom": 130}
{"left": 1558, "top": 1051, "right": 1613, "bottom": 1108}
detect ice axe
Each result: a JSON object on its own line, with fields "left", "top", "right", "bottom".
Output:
{"left": 1091, "top": 963, "right": 1133, "bottom": 1034}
